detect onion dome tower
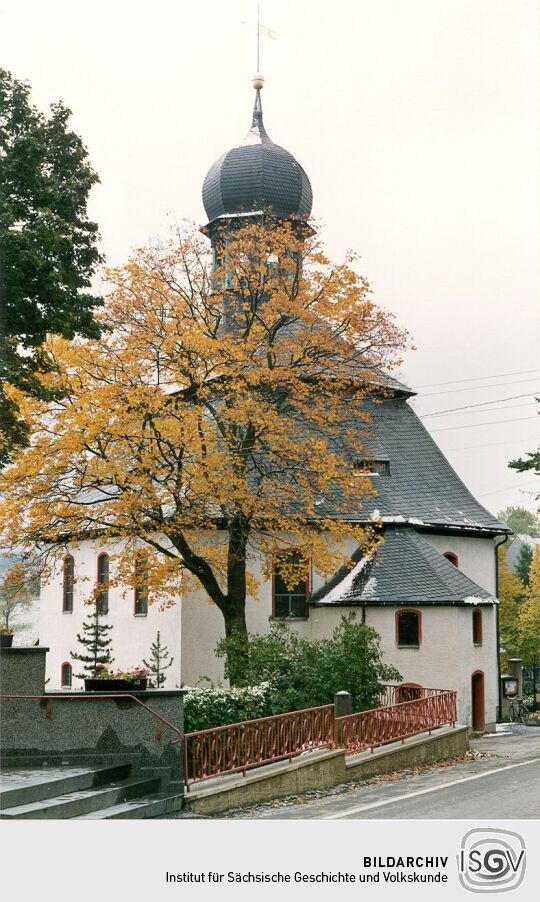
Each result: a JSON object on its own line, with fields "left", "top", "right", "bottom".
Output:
{"left": 201, "top": 74, "right": 313, "bottom": 240}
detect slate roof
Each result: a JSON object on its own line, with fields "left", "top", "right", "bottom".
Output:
{"left": 314, "top": 527, "right": 495, "bottom": 606}
{"left": 319, "top": 394, "right": 508, "bottom": 533}
{"left": 202, "top": 89, "right": 312, "bottom": 225}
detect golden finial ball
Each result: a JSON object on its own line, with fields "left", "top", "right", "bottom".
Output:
{"left": 252, "top": 72, "right": 265, "bottom": 90}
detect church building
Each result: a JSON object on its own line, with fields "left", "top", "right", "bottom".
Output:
{"left": 40, "top": 75, "right": 509, "bottom": 731}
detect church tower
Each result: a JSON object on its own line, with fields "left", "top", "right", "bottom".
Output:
{"left": 201, "top": 74, "right": 313, "bottom": 249}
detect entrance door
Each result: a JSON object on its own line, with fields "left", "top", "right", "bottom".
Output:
{"left": 471, "top": 671, "right": 485, "bottom": 731}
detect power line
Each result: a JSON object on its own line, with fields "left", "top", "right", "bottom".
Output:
{"left": 444, "top": 436, "right": 537, "bottom": 453}
{"left": 420, "top": 393, "right": 538, "bottom": 418}
{"left": 429, "top": 416, "right": 538, "bottom": 433}
{"left": 414, "top": 369, "right": 539, "bottom": 389}
{"left": 477, "top": 482, "right": 537, "bottom": 498}
{"left": 424, "top": 403, "right": 535, "bottom": 419}
{"left": 420, "top": 378, "right": 540, "bottom": 397}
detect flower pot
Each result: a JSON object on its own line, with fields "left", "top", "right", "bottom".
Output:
{"left": 84, "top": 677, "right": 147, "bottom": 692}
{"left": 85, "top": 678, "right": 130, "bottom": 692}
{"left": 0, "top": 634, "right": 14, "bottom": 648}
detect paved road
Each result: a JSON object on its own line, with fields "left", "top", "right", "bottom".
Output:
{"left": 232, "top": 725, "right": 540, "bottom": 820}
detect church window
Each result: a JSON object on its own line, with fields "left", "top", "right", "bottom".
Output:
{"left": 273, "top": 554, "right": 309, "bottom": 619}
{"left": 443, "top": 551, "right": 458, "bottom": 567}
{"left": 472, "top": 609, "right": 483, "bottom": 646}
{"left": 134, "top": 555, "right": 149, "bottom": 616}
{"left": 61, "top": 662, "right": 72, "bottom": 688}
{"left": 396, "top": 609, "right": 421, "bottom": 648}
{"left": 96, "top": 553, "right": 109, "bottom": 615}
{"left": 62, "top": 555, "right": 74, "bottom": 612}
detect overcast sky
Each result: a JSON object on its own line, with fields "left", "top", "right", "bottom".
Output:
{"left": 1, "top": 0, "right": 538, "bottom": 518}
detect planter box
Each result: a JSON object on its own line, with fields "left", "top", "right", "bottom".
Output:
{"left": 0, "top": 634, "right": 14, "bottom": 648}
{"left": 84, "top": 678, "right": 147, "bottom": 692}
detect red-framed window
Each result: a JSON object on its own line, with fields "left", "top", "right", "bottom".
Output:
{"left": 62, "top": 555, "right": 74, "bottom": 612}
{"left": 272, "top": 553, "right": 309, "bottom": 619}
{"left": 396, "top": 609, "right": 421, "bottom": 648}
{"left": 472, "top": 609, "right": 483, "bottom": 646}
{"left": 61, "top": 662, "right": 72, "bottom": 688}
{"left": 96, "top": 553, "right": 109, "bottom": 615}
{"left": 443, "top": 551, "right": 459, "bottom": 567}
{"left": 134, "top": 554, "right": 149, "bottom": 616}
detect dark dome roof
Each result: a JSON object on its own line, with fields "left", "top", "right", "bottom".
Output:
{"left": 202, "top": 89, "right": 313, "bottom": 225}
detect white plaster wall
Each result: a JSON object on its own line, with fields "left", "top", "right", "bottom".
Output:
{"left": 40, "top": 539, "right": 182, "bottom": 690}
{"left": 304, "top": 604, "right": 497, "bottom": 727}
{"left": 180, "top": 531, "right": 361, "bottom": 684}
{"left": 421, "top": 533, "right": 497, "bottom": 595}
{"left": 41, "top": 528, "right": 499, "bottom": 728}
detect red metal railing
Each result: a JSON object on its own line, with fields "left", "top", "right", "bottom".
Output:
{"left": 377, "top": 684, "right": 447, "bottom": 707}
{"left": 184, "top": 704, "right": 335, "bottom": 788}
{"left": 336, "top": 689, "right": 457, "bottom": 755}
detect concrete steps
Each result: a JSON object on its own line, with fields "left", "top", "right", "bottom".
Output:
{"left": 0, "top": 763, "right": 132, "bottom": 809}
{"left": 78, "top": 789, "right": 186, "bottom": 819}
{"left": 0, "top": 762, "right": 186, "bottom": 819}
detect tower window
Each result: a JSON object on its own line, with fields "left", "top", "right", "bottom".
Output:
{"left": 443, "top": 552, "right": 459, "bottom": 567}
{"left": 62, "top": 556, "right": 74, "bottom": 612}
{"left": 96, "top": 553, "right": 109, "bottom": 615}
{"left": 472, "top": 609, "right": 483, "bottom": 646}
{"left": 273, "top": 554, "right": 309, "bottom": 619}
{"left": 61, "top": 662, "right": 72, "bottom": 688}
{"left": 396, "top": 610, "right": 421, "bottom": 648}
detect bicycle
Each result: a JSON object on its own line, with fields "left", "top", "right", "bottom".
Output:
{"left": 508, "top": 696, "right": 530, "bottom": 724}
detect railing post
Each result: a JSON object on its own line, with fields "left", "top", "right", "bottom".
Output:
{"left": 183, "top": 734, "right": 190, "bottom": 791}
{"left": 334, "top": 691, "right": 352, "bottom": 717}
{"left": 334, "top": 691, "right": 352, "bottom": 748}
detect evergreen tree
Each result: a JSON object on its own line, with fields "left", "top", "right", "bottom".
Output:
{"left": 0, "top": 68, "right": 103, "bottom": 466}
{"left": 143, "top": 631, "right": 174, "bottom": 687}
{"left": 70, "top": 608, "right": 114, "bottom": 679}
{"left": 515, "top": 543, "right": 534, "bottom": 586}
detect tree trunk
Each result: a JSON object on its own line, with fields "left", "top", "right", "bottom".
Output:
{"left": 223, "top": 515, "right": 250, "bottom": 685}
{"left": 222, "top": 606, "right": 249, "bottom": 686}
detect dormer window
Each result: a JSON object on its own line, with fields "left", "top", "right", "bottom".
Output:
{"left": 353, "top": 459, "right": 390, "bottom": 476}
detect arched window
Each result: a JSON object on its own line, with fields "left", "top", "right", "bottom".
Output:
{"left": 398, "top": 683, "right": 423, "bottom": 702}
{"left": 61, "top": 662, "right": 72, "bottom": 688}
{"left": 472, "top": 609, "right": 483, "bottom": 646}
{"left": 396, "top": 609, "right": 421, "bottom": 648}
{"left": 443, "top": 551, "right": 459, "bottom": 567}
{"left": 134, "top": 554, "right": 149, "bottom": 616}
{"left": 62, "top": 555, "right": 74, "bottom": 612}
{"left": 96, "top": 553, "right": 109, "bottom": 615}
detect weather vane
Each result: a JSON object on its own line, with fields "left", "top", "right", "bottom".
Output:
{"left": 242, "top": 2, "right": 276, "bottom": 80}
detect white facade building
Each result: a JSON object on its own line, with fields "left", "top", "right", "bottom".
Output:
{"left": 39, "top": 78, "right": 509, "bottom": 731}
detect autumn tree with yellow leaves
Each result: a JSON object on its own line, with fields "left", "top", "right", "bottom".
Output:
{"left": 0, "top": 219, "right": 408, "bottom": 682}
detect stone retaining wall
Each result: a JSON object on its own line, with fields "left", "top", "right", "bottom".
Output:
{"left": 0, "top": 647, "right": 185, "bottom": 783}
{"left": 186, "top": 725, "right": 469, "bottom": 815}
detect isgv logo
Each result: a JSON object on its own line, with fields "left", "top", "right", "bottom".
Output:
{"left": 458, "top": 829, "right": 526, "bottom": 893}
